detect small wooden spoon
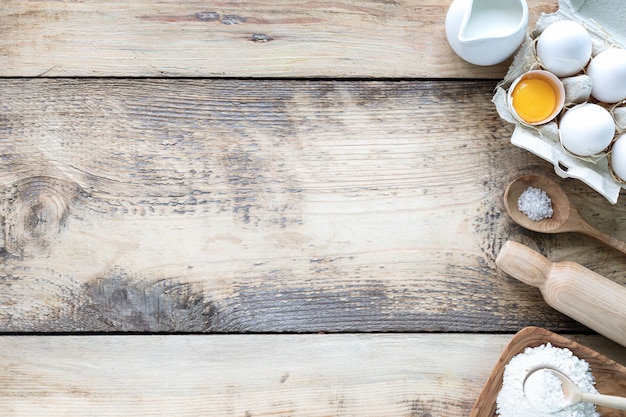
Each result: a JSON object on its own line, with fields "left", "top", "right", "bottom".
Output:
{"left": 524, "top": 368, "right": 626, "bottom": 412}
{"left": 504, "top": 174, "right": 626, "bottom": 255}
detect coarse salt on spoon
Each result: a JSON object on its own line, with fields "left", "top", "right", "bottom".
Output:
{"left": 504, "top": 174, "right": 626, "bottom": 256}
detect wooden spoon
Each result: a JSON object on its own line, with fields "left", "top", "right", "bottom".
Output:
{"left": 524, "top": 368, "right": 626, "bottom": 412}
{"left": 504, "top": 174, "right": 626, "bottom": 255}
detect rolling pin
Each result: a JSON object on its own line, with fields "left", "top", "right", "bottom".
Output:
{"left": 496, "top": 240, "right": 626, "bottom": 348}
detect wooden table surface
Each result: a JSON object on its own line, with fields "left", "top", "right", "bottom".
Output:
{"left": 2, "top": 0, "right": 626, "bottom": 415}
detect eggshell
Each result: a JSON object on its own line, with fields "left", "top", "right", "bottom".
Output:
{"left": 611, "top": 134, "right": 626, "bottom": 182}
{"left": 587, "top": 48, "right": 626, "bottom": 103}
{"left": 507, "top": 70, "right": 565, "bottom": 126}
{"left": 559, "top": 103, "right": 615, "bottom": 156}
{"left": 536, "top": 20, "right": 592, "bottom": 77}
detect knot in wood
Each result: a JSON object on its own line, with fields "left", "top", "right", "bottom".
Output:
{"left": 194, "top": 11, "right": 220, "bottom": 21}
{"left": 252, "top": 34, "right": 273, "bottom": 43}
{"left": 3, "top": 176, "right": 80, "bottom": 256}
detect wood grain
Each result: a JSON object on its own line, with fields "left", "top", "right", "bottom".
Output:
{"left": 2, "top": 78, "right": 626, "bottom": 333}
{"left": 0, "top": 333, "right": 624, "bottom": 416}
{"left": 0, "top": 0, "right": 557, "bottom": 78}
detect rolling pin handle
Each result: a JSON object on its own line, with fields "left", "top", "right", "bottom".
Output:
{"left": 495, "top": 241, "right": 551, "bottom": 288}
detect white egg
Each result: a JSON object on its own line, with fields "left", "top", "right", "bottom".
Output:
{"left": 587, "top": 48, "right": 626, "bottom": 103}
{"left": 610, "top": 134, "right": 626, "bottom": 182}
{"left": 559, "top": 103, "right": 615, "bottom": 156}
{"left": 536, "top": 20, "right": 592, "bottom": 77}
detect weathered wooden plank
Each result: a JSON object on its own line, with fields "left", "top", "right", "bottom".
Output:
{"left": 0, "top": 333, "right": 624, "bottom": 416}
{"left": 0, "top": 0, "right": 557, "bottom": 78}
{"left": 2, "top": 79, "right": 626, "bottom": 333}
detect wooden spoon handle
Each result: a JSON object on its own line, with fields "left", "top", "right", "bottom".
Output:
{"left": 568, "top": 211, "right": 626, "bottom": 255}
{"left": 581, "top": 225, "right": 626, "bottom": 256}
{"left": 496, "top": 241, "right": 626, "bottom": 348}
{"left": 581, "top": 392, "right": 626, "bottom": 411}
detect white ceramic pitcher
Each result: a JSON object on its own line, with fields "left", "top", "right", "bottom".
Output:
{"left": 445, "top": 0, "right": 528, "bottom": 66}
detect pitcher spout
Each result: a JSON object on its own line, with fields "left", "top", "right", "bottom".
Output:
{"left": 459, "top": 0, "right": 528, "bottom": 42}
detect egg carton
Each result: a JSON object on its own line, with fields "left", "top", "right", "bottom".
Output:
{"left": 493, "top": 0, "right": 626, "bottom": 204}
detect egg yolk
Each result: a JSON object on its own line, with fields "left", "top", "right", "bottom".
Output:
{"left": 511, "top": 78, "right": 557, "bottom": 124}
